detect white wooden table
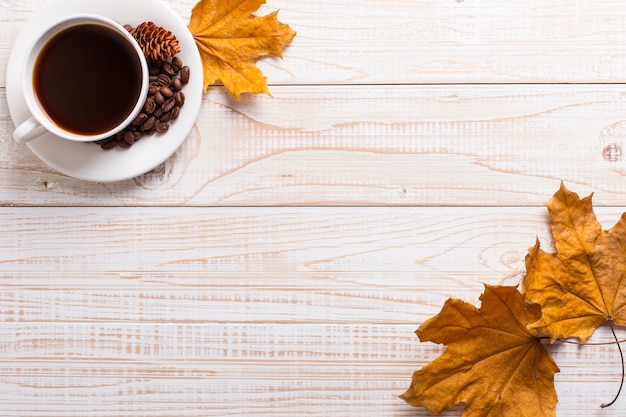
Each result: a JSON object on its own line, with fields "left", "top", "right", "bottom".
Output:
{"left": 2, "top": 1, "right": 626, "bottom": 415}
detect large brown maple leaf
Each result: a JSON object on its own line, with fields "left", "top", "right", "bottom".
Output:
{"left": 522, "top": 183, "right": 626, "bottom": 342}
{"left": 188, "top": 0, "right": 296, "bottom": 98}
{"left": 401, "top": 285, "right": 559, "bottom": 417}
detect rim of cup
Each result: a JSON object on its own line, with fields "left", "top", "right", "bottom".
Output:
{"left": 21, "top": 13, "right": 149, "bottom": 142}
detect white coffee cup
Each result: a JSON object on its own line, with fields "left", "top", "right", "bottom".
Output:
{"left": 13, "top": 14, "right": 149, "bottom": 144}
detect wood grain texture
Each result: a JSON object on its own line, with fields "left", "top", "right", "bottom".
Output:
{"left": 0, "top": 207, "right": 626, "bottom": 416}
{"left": 0, "top": 322, "right": 623, "bottom": 416}
{"left": 0, "top": 207, "right": 548, "bottom": 323}
{"left": 3, "top": 0, "right": 626, "bottom": 85}
{"left": 2, "top": 85, "right": 626, "bottom": 206}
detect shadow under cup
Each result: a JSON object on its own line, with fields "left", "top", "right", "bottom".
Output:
{"left": 16, "top": 14, "right": 149, "bottom": 143}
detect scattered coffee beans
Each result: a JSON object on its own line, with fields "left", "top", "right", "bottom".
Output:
{"left": 96, "top": 55, "right": 189, "bottom": 150}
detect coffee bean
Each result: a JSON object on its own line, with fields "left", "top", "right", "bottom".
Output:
{"left": 154, "top": 91, "right": 165, "bottom": 105}
{"left": 160, "top": 86, "right": 174, "bottom": 98}
{"left": 180, "top": 66, "right": 190, "bottom": 84}
{"left": 132, "top": 113, "right": 148, "bottom": 126}
{"left": 143, "top": 97, "right": 157, "bottom": 114}
{"left": 141, "top": 115, "right": 156, "bottom": 131}
{"left": 162, "top": 97, "right": 176, "bottom": 113}
{"left": 97, "top": 136, "right": 118, "bottom": 150}
{"left": 123, "top": 131, "right": 135, "bottom": 145}
{"left": 175, "top": 91, "right": 185, "bottom": 106}
{"left": 171, "top": 105, "right": 180, "bottom": 120}
{"left": 171, "top": 57, "right": 182, "bottom": 73}
{"left": 162, "top": 61, "right": 176, "bottom": 76}
{"left": 157, "top": 74, "right": 171, "bottom": 86}
{"left": 156, "top": 122, "right": 169, "bottom": 133}
{"left": 172, "top": 78, "right": 183, "bottom": 91}
{"left": 160, "top": 111, "right": 172, "bottom": 123}
{"left": 118, "top": 139, "right": 131, "bottom": 149}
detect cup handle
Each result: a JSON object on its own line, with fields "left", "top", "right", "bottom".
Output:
{"left": 13, "top": 117, "right": 48, "bottom": 144}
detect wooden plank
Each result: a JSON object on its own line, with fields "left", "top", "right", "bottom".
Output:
{"left": 1, "top": 205, "right": 624, "bottom": 324}
{"left": 0, "top": 322, "right": 440, "bottom": 417}
{"left": 2, "top": 0, "right": 626, "bottom": 85}
{"left": 0, "top": 206, "right": 531, "bottom": 323}
{"left": 0, "top": 322, "right": 624, "bottom": 416}
{"left": 2, "top": 85, "right": 626, "bottom": 206}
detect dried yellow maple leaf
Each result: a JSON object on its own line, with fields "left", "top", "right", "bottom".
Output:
{"left": 401, "top": 285, "right": 559, "bottom": 417}
{"left": 522, "top": 182, "right": 626, "bottom": 342}
{"left": 188, "top": 0, "right": 296, "bottom": 98}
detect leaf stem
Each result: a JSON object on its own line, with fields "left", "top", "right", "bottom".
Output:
{"left": 600, "top": 319, "right": 624, "bottom": 409}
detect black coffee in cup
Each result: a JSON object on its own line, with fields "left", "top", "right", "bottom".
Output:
{"left": 33, "top": 24, "right": 143, "bottom": 135}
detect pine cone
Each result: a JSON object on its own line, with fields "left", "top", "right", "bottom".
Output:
{"left": 125, "top": 22, "right": 181, "bottom": 61}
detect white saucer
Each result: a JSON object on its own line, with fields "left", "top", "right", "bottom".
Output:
{"left": 6, "top": 0, "right": 203, "bottom": 182}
